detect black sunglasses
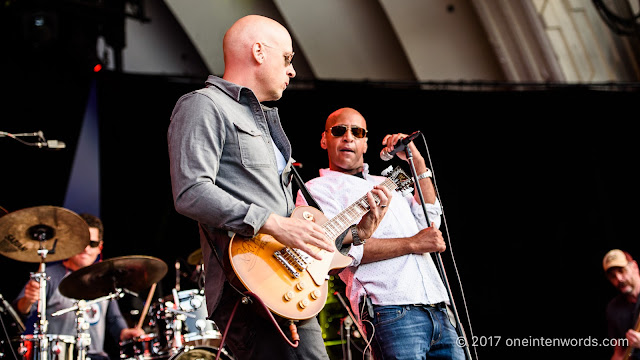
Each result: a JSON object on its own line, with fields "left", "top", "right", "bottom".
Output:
{"left": 89, "top": 240, "right": 100, "bottom": 248}
{"left": 326, "top": 125, "right": 368, "bottom": 139}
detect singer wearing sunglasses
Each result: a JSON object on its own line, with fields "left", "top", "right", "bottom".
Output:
{"left": 296, "top": 107, "right": 464, "bottom": 360}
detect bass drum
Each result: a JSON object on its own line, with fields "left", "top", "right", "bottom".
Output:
{"left": 169, "top": 346, "right": 233, "bottom": 360}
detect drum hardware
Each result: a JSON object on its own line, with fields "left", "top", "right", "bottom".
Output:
{"left": 119, "top": 333, "right": 166, "bottom": 360}
{"left": 0, "top": 293, "right": 26, "bottom": 360}
{"left": 163, "top": 289, "right": 221, "bottom": 349}
{"left": 13, "top": 334, "right": 76, "bottom": 360}
{"left": 0, "top": 206, "right": 91, "bottom": 360}
{"left": 57, "top": 256, "right": 168, "bottom": 301}
{"left": 128, "top": 285, "right": 229, "bottom": 360}
{"left": 56, "top": 257, "right": 167, "bottom": 360}
{"left": 175, "top": 260, "right": 181, "bottom": 293}
{"left": 143, "top": 294, "right": 197, "bottom": 357}
{"left": 52, "top": 290, "right": 124, "bottom": 360}
{"left": 186, "top": 249, "right": 205, "bottom": 293}
{"left": 0, "top": 293, "right": 25, "bottom": 334}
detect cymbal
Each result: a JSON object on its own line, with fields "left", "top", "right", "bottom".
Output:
{"left": 59, "top": 255, "right": 168, "bottom": 300}
{"left": 0, "top": 206, "right": 90, "bottom": 263}
{"left": 187, "top": 248, "right": 203, "bottom": 265}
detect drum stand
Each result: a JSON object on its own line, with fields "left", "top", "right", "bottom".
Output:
{"left": 52, "top": 288, "right": 125, "bottom": 360}
{"left": 30, "top": 226, "right": 57, "bottom": 360}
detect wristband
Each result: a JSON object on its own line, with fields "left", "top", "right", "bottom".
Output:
{"left": 350, "top": 225, "right": 365, "bottom": 246}
{"left": 416, "top": 168, "right": 432, "bottom": 180}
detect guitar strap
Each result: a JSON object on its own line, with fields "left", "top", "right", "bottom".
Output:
{"left": 291, "top": 164, "right": 324, "bottom": 213}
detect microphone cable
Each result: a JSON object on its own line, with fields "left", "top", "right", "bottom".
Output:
{"left": 0, "top": 131, "right": 40, "bottom": 147}
{"left": 416, "top": 132, "right": 479, "bottom": 360}
{"left": 0, "top": 130, "right": 65, "bottom": 149}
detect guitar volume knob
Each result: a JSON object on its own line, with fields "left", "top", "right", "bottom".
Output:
{"left": 298, "top": 299, "right": 309, "bottom": 309}
{"left": 296, "top": 282, "right": 305, "bottom": 291}
{"left": 310, "top": 290, "right": 321, "bottom": 300}
{"left": 283, "top": 291, "right": 294, "bottom": 301}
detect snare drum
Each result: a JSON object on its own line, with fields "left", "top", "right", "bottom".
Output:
{"left": 13, "top": 334, "right": 76, "bottom": 360}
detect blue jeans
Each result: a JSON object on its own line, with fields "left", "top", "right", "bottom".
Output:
{"left": 364, "top": 304, "right": 465, "bottom": 360}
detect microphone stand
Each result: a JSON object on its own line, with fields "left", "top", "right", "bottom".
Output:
{"left": 343, "top": 316, "right": 353, "bottom": 360}
{"left": 404, "top": 146, "right": 473, "bottom": 360}
{"left": 334, "top": 291, "right": 371, "bottom": 360}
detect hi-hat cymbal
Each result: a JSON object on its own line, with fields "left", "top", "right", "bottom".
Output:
{"left": 187, "top": 248, "right": 203, "bottom": 265}
{"left": 0, "top": 206, "right": 90, "bottom": 263}
{"left": 59, "top": 255, "right": 168, "bottom": 300}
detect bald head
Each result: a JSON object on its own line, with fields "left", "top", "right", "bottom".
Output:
{"left": 322, "top": 107, "right": 368, "bottom": 174}
{"left": 325, "top": 107, "right": 367, "bottom": 129}
{"left": 222, "top": 15, "right": 295, "bottom": 101}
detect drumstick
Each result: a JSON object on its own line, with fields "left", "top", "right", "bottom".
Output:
{"left": 136, "top": 283, "right": 157, "bottom": 330}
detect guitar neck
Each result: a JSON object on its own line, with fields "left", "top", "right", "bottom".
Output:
{"left": 322, "top": 178, "right": 397, "bottom": 240}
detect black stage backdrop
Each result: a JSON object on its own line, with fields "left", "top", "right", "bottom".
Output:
{"left": 1, "top": 71, "right": 639, "bottom": 359}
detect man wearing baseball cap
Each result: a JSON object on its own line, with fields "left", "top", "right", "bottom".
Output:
{"left": 604, "top": 249, "right": 640, "bottom": 360}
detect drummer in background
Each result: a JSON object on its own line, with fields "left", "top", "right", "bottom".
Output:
{"left": 13, "top": 213, "right": 144, "bottom": 360}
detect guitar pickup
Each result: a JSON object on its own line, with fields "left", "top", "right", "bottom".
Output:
{"left": 283, "top": 248, "right": 308, "bottom": 271}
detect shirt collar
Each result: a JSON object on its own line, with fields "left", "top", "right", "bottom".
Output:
{"left": 319, "top": 163, "right": 370, "bottom": 178}
{"left": 205, "top": 75, "right": 248, "bottom": 102}
{"left": 205, "top": 76, "right": 277, "bottom": 114}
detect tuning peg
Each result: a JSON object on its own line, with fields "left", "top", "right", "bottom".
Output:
{"left": 381, "top": 166, "right": 393, "bottom": 177}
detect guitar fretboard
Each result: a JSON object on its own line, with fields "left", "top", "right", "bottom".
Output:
{"left": 322, "top": 178, "right": 397, "bottom": 240}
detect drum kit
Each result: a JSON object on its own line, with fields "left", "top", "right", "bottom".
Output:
{"left": 0, "top": 206, "right": 233, "bottom": 360}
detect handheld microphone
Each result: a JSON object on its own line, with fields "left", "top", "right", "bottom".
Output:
{"left": 380, "top": 131, "right": 421, "bottom": 161}
{"left": 36, "top": 139, "right": 66, "bottom": 149}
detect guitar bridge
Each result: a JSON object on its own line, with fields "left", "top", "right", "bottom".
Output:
{"left": 273, "top": 250, "right": 301, "bottom": 278}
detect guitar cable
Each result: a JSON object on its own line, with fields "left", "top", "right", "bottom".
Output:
{"left": 215, "top": 291, "right": 299, "bottom": 360}
{"left": 357, "top": 293, "right": 375, "bottom": 360}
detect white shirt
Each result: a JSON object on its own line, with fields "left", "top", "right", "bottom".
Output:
{"left": 296, "top": 164, "right": 449, "bottom": 320}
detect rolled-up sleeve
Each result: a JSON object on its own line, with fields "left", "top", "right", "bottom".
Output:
{"left": 409, "top": 196, "right": 442, "bottom": 230}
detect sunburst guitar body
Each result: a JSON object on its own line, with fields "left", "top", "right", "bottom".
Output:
{"left": 228, "top": 166, "right": 413, "bottom": 320}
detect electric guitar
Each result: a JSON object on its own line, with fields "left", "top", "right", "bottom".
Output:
{"left": 228, "top": 166, "right": 414, "bottom": 320}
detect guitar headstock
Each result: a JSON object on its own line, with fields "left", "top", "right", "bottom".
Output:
{"left": 381, "top": 166, "right": 414, "bottom": 195}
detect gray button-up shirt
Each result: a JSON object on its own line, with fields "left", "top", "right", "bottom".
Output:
{"left": 168, "top": 75, "right": 295, "bottom": 314}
